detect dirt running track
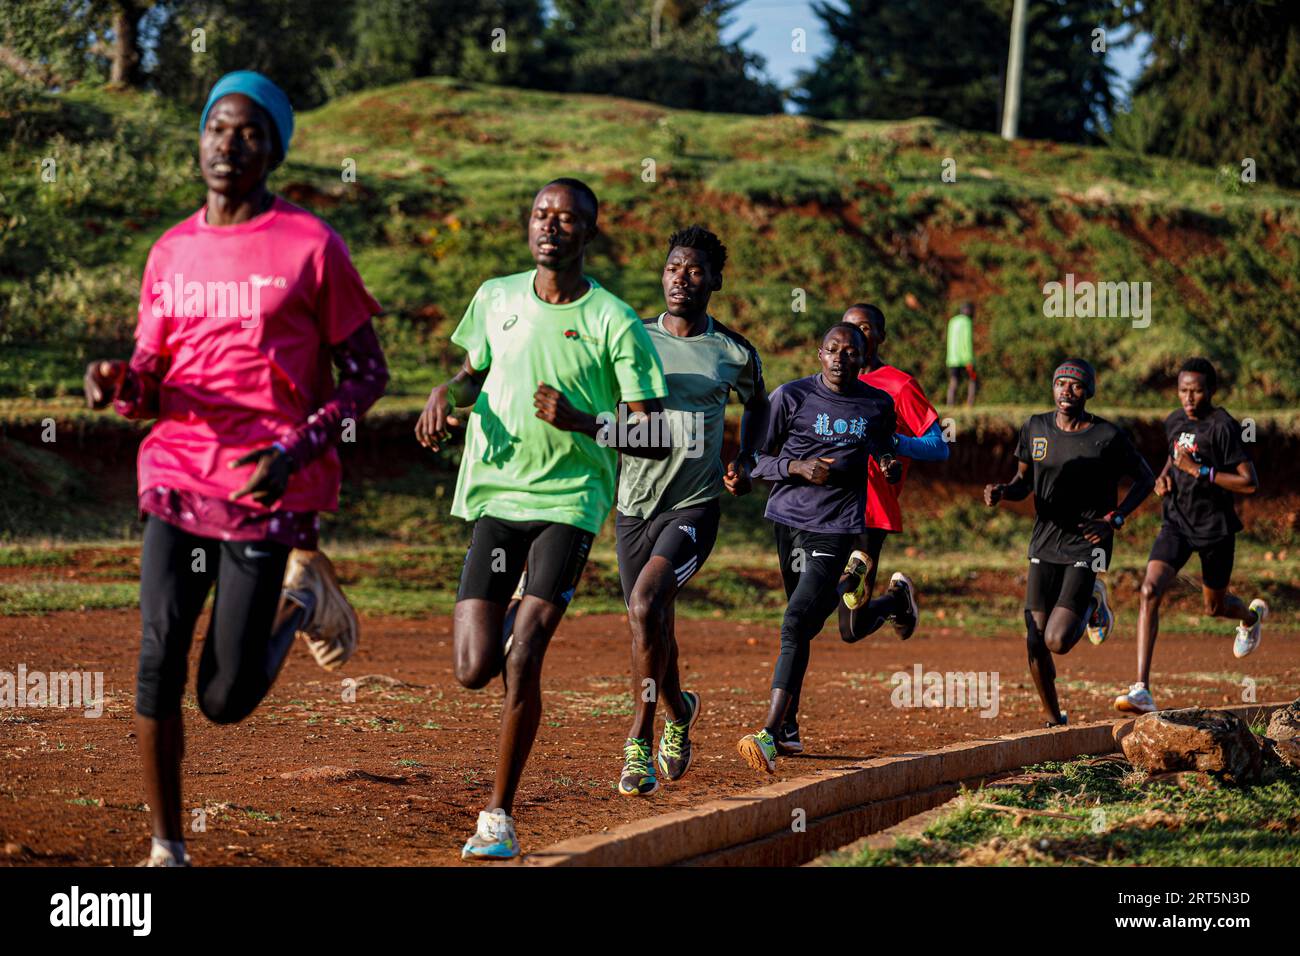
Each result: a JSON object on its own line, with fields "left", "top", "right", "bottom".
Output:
{"left": 1, "top": 610, "right": 1296, "bottom": 866}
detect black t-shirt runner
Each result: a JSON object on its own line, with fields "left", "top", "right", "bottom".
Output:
{"left": 1014, "top": 412, "right": 1147, "bottom": 566}
{"left": 1162, "top": 407, "right": 1249, "bottom": 545}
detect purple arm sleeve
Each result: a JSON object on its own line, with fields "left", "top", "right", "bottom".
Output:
{"left": 277, "top": 320, "right": 390, "bottom": 469}
{"left": 113, "top": 349, "right": 168, "bottom": 420}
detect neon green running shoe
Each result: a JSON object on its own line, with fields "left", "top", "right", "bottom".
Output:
{"left": 737, "top": 728, "right": 778, "bottom": 774}
{"left": 841, "top": 550, "right": 873, "bottom": 610}
{"left": 656, "top": 691, "right": 701, "bottom": 782}
{"left": 618, "top": 737, "right": 659, "bottom": 796}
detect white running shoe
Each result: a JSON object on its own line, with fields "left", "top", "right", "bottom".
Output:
{"left": 136, "top": 844, "right": 191, "bottom": 867}
{"left": 283, "top": 550, "right": 359, "bottom": 671}
{"left": 1086, "top": 577, "right": 1113, "bottom": 646}
{"left": 1114, "top": 682, "right": 1156, "bottom": 714}
{"left": 461, "top": 809, "right": 519, "bottom": 861}
{"left": 1233, "top": 598, "right": 1268, "bottom": 658}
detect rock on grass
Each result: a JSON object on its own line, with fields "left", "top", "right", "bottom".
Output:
{"left": 1120, "top": 708, "right": 1263, "bottom": 784}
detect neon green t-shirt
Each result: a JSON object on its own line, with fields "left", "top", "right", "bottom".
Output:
{"left": 946, "top": 313, "right": 974, "bottom": 367}
{"left": 449, "top": 270, "right": 668, "bottom": 534}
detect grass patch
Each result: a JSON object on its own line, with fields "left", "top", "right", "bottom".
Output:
{"left": 0, "top": 547, "right": 73, "bottom": 568}
{"left": 831, "top": 757, "right": 1300, "bottom": 866}
{"left": 0, "top": 534, "right": 1295, "bottom": 631}
{"left": 0, "top": 582, "right": 138, "bottom": 615}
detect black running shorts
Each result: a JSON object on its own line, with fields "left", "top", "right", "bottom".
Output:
{"left": 615, "top": 500, "right": 720, "bottom": 604}
{"left": 1025, "top": 559, "right": 1096, "bottom": 617}
{"left": 1149, "top": 524, "right": 1235, "bottom": 591}
{"left": 456, "top": 516, "right": 593, "bottom": 608}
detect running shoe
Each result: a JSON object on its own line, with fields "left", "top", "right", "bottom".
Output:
{"left": 656, "top": 691, "right": 701, "bottom": 782}
{"left": 775, "top": 721, "right": 803, "bottom": 755}
{"left": 1233, "top": 598, "right": 1268, "bottom": 658}
{"left": 136, "top": 844, "right": 191, "bottom": 867}
{"left": 841, "top": 550, "right": 873, "bottom": 610}
{"left": 461, "top": 809, "right": 519, "bottom": 861}
{"left": 1085, "top": 577, "right": 1113, "bottom": 646}
{"left": 1114, "top": 682, "right": 1156, "bottom": 714}
{"left": 1045, "top": 711, "right": 1069, "bottom": 728}
{"left": 737, "top": 728, "right": 778, "bottom": 774}
{"left": 618, "top": 737, "right": 659, "bottom": 796}
{"left": 888, "top": 572, "right": 919, "bottom": 640}
{"left": 283, "top": 550, "right": 359, "bottom": 671}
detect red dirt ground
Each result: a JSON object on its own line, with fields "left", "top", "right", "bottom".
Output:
{"left": 1, "top": 609, "right": 1296, "bottom": 867}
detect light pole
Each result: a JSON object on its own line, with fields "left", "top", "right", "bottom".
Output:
{"left": 1001, "top": 0, "right": 1028, "bottom": 140}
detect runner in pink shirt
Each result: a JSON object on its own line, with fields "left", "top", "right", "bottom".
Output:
{"left": 83, "top": 71, "right": 388, "bottom": 867}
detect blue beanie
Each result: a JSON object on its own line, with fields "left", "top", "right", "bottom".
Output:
{"left": 199, "top": 71, "right": 294, "bottom": 165}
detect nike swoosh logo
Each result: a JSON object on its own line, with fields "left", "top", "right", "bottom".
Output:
{"left": 811, "top": 551, "right": 834, "bottom": 558}
{"left": 244, "top": 546, "right": 271, "bottom": 559}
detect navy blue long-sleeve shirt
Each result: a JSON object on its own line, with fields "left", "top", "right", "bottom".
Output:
{"left": 752, "top": 374, "right": 897, "bottom": 534}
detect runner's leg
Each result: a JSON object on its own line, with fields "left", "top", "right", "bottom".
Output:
{"left": 490, "top": 595, "right": 565, "bottom": 813}
{"left": 194, "top": 538, "right": 293, "bottom": 724}
{"left": 626, "top": 556, "right": 681, "bottom": 739}
{"left": 839, "top": 529, "right": 893, "bottom": 643}
{"left": 136, "top": 516, "right": 215, "bottom": 844}
{"left": 453, "top": 517, "right": 530, "bottom": 689}
{"left": 488, "top": 522, "right": 591, "bottom": 814}
{"left": 764, "top": 531, "right": 854, "bottom": 733}
{"left": 1200, "top": 534, "right": 1253, "bottom": 625}
{"left": 1025, "top": 562, "right": 1066, "bottom": 723}
{"left": 1136, "top": 560, "right": 1178, "bottom": 687}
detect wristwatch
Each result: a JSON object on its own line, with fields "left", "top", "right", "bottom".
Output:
{"left": 1105, "top": 511, "right": 1124, "bottom": 529}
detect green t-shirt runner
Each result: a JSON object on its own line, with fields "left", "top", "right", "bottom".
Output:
{"left": 946, "top": 312, "right": 974, "bottom": 368}
{"left": 617, "top": 313, "right": 763, "bottom": 518}
{"left": 450, "top": 269, "right": 667, "bottom": 534}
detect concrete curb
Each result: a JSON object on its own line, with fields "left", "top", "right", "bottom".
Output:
{"left": 525, "top": 703, "right": 1286, "bottom": 867}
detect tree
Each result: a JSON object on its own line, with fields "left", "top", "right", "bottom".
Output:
{"left": 0, "top": 0, "right": 153, "bottom": 89}
{"left": 149, "top": 0, "right": 356, "bottom": 109}
{"left": 796, "top": 0, "right": 1121, "bottom": 143}
{"left": 325, "top": 0, "right": 552, "bottom": 96}
{"left": 106, "top": 0, "right": 149, "bottom": 87}
{"left": 548, "top": 0, "right": 782, "bottom": 113}
{"left": 1124, "top": 0, "right": 1300, "bottom": 186}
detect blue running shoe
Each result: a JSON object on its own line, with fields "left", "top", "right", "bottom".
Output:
{"left": 461, "top": 809, "right": 519, "bottom": 861}
{"left": 1086, "top": 577, "right": 1113, "bottom": 646}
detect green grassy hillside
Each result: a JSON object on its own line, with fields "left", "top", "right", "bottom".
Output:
{"left": 3, "top": 76, "right": 1299, "bottom": 407}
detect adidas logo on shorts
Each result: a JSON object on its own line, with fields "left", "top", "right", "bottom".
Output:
{"left": 679, "top": 524, "right": 697, "bottom": 543}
